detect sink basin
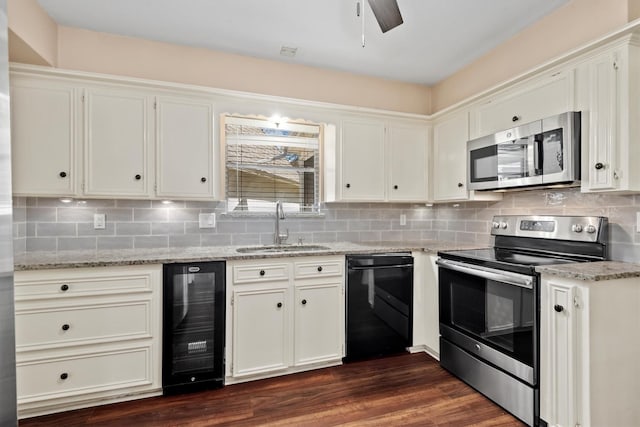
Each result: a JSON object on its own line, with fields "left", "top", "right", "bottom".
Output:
{"left": 236, "top": 244, "right": 331, "bottom": 254}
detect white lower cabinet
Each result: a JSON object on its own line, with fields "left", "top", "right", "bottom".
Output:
{"left": 14, "top": 265, "right": 162, "bottom": 418}
{"left": 226, "top": 256, "right": 345, "bottom": 383}
{"left": 540, "top": 274, "right": 640, "bottom": 427}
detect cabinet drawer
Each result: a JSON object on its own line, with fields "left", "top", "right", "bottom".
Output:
{"left": 17, "top": 346, "right": 152, "bottom": 402}
{"left": 15, "top": 301, "right": 151, "bottom": 351}
{"left": 294, "top": 259, "right": 343, "bottom": 280}
{"left": 233, "top": 263, "right": 289, "bottom": 284}
{"left": 14, "top": 269, "right": 154, "bottom": 300}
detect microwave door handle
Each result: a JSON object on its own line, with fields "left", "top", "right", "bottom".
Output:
{"left": 534, "top": 134, "right": 543, "bottom": 175}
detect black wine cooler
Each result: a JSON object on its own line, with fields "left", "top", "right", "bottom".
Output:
{"left": 162, "top": 261, "right": 225, "bottom": 395}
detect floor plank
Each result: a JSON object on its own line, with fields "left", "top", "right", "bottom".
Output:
{"left": 19, "top": 353, "right": 526, "bottom": 426}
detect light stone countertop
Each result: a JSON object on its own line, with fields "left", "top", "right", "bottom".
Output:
{"left": 536, "top": 261, "right": 640, "bottom": 281}
{"left": 13, "top": 241, "right": 480, "bottom": 271}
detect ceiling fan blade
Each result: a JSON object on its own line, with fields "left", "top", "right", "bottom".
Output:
{"left": 367, "top": 0, "right": 403, "bottom": 33}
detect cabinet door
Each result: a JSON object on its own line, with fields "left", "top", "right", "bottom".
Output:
{"left": 11, "top": 79, "right": 77, "bottom": 196}
{"left": 340, "top": 120, "right": 385, "bottom": 201}
{"left": 156, "top": 96, "right": 215, "bottom": 199}
{"left": 470, "top": 70, "right": 573, "bottom": 138}
{"left": 294, "top": 283, "right": 343, "bottom": 366}
{"left": 387, "top": 124, "right": 428, "bottom": 201}
{"left": 584, "top": 50, "right": 619, "bottom": 191}
{"left": 432, "top": 111, "right": 469, "bottom": 201}
{"left": 232, "top": 288, "right": 289, "bottom": 377}
{"left": 541, "top": 279, "right": 579, "bottom": 427}
{"left": 84, "top": 87, "right": 152, "bottom": 197}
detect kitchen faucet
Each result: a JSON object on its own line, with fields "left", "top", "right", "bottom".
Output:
{"left": 274, "top": 200, "right": 288, "bottom": 245}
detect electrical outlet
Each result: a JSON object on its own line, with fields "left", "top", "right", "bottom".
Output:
{"left": 400, "top": 214, "right": 407, "bottom": 226}
{"left": 93, "top": 213, "right": 106, "bottom": 230}
{"left": 199, "top": 213, "right": 216, "bottom": 229}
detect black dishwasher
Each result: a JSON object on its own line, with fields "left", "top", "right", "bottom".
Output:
{"left": 163, "top": 261, "right": 225, "bottom": 395}
{"left": 345, "top": 254, "right": 413, "bottom": 361}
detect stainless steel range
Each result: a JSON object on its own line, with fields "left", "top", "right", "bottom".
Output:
{"left": 437, "top": 215, "right": 608, "bottom": 427}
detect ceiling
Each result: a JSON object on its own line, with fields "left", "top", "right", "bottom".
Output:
{"left": 37, "top": 0, "right": 570, "bottom": 86}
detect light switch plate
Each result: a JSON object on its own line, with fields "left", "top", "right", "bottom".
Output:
{"left": 400, "top": 214, "right": 407, "bottom": 226}
{"left": 199, "top": 213, "right": 216, "bottom": 229}
{"left": 94, "top": 213, "right": 106, "bottom": 230}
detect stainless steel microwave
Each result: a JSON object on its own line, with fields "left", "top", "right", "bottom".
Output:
{"left": 467, "top": 111, "right": 581, "bottom": 191}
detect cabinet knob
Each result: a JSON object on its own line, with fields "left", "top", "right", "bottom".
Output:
{"left": 135, "top": 174, "right": 142, "bottom": 180}
{"left": 595, "top": 162, "right": 604, "bottom": 170}
{"left": 59, "top": 171, "right": 67, "bottom": 178}
{"left": 512, "top": 115, "right": 520, "bottom": 122}
{"left": 301, "top": 299, "right": 307, "bottom": 305}
{"left": 61, "top": 324, "right": 70, "bottom": 331}
{"left": 259, "top": 270, "right": 265, "bottom": 276}
{"left": 554, "top": 304, "right": 564, "bottom": 313}
{"left": 457, "top": 182, "right": 464, "bottom": 188}
{"left": 201, "top": 177, "right": 207, "bottom": 183}
{"left": 60, "top": 284, "right": 69, "bottom": 292}
{"left": 346, "top": 183, "right": 351, "bottom": 188}
{"left": 317, "top": 266, "right": 323, "bottom": 272}
{"left": 393, "top": 185, "right": 398, "bottom": 190}
{"left": 276, "top": 302, "right": 283, "bottom": 308}
{"left": 60, "top": 373, "right": 68, "bottom": 380}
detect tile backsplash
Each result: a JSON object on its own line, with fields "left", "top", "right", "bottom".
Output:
{"left": 12, "top": 188, "right": 640, "bottom": 262}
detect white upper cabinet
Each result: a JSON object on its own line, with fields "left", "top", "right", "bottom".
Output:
{"left": 84, "top": 87, "right": 152, "bottom": 198}
{"left": 578, "top": 37, "right": 640, "bottom": 193}
{"left": 387, "top": 124, "right": 429, "bottom": 202}
{"left": 340, "top": 119, "right": 386, "bottom": 201}
{"left": 326, "top": 118, "right": 429, "bottom": 202}
{"left": 469, "top": 69, "right": 574, "bottom": 139}
{"left": 10, "top": 77, "right": 79, "bottom": 196}
{"left": 155, "top": 96, "right": 215, "bottom": 199}
{"left": 431, "top": 110, "right": 502, "bottom": 202}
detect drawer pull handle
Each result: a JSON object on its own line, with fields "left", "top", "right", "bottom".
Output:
{"left": 60, "top": 373, "right": 68, "bottom": 380}
{"left": 301, "top": 299, "right": 307, "bottom": 305}
{"left": 59, "top": 171, "right": 67, "bottom": 178}
{"left": 393, "top": 185, "right": 398, "bottom": 190}
{"left": 259, "top": 270, "right": 266, "bottom": 276}
{"left": 61, "top": 324, "right": 70, "bottom": 331}
{"left": 554, "top": 304, "right": 564, "bottom": 313}
{"left": 135, "top": 174, "right": 142, "bottom": 180}
{"left": 276, "top": 302, "right": 282, "bottom": 308}
{"left": 595, "top": 162, "right": 604, "bottom": 170}
{"left": 317, "top": 266, "right": 323, "bottom": 272}
{"left": 201, "top": 177, "right": 207, "bottom": 183}
{"left": 60, "top": 284, "right": 69, "bottom": 292}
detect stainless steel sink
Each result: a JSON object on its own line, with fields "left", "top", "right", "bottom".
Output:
{"left": 236, "top": 244, "right": 331, "bottom": 253}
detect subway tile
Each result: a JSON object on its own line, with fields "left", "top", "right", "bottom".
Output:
{"left": 26, "top": 223, "right": 35, "bottom": 237}
{"left": 311, "top": 232, "right": 338, "bottom": 243}
{"left": 27, "top": 208, "right": 57, "bottom": 222}
{"left": 169, "top": 234, "right": 202, "bottom": 247}
{"left": 359, "top": 231, "right": 383, "bottom": 242}
{"left": 135, "top": 235, "right": 169, "bottom": 249}
{"left": 201, "top": 234, "right": 232, "bottom": 247}
{"left": 323, "top": 220, "right": 349, "bottom": 232}
{"left": 185, "top": 222, "right": 217, "bottom": 234}
{"left": 74, "top": 199, "right": 116, "bottom": 208}
{"left": 184, "top": 201, "right": 219, "bottom": 209}
{"left": 134, "top": 208, "right": 170, "bottom": 222}
{"left": 57, "top": 207, "right": 96, "bottom": 222}
{"left": 101, "top": 208, "right": 134, "bottom": 222}
{"left": 339, "top": 232, "right": 362, "bottom": 242}
{"left": 116, "top": 222, "right": 151, "bottom": 236}
{"left": 116, "top": 199, "right": 152, "bottom": 208}
{"left": 216, "top": 221, "right": 246, "bottom": 233}
{"left": 12, "top": 206, "right": 26, "bottom": 222}
{"left": 97, "top": 236, "right": 134, "bottom": 250}
{"left": 13, "top": 238, "right": 26, "bottom": 256}
{"left": 370, "top": 220, "right": 392, "bottom": 231}
{"left": 58, "top": 237, "right": 97, "bottom": 251}
{"left": 36, "top": 223, "right": 76, "bottom": 237}
{"left": 230, "top": 233, "right": 262, "bottom": 246}
{"left": 245, "top": 221, "right": 276, "bottom": 233}
{"left": 348, "top": 220, "right": 371, "bottom": 231}
{"left": 152, "top": 200, "right": 186, "bottom": 208}
{"left": 168, "top": 208, "right": 200, "bottom": 222}
{"left": 152, "top": 222, "right": 185, "bottom": 235}
{"left": 26, "top": 237, "right": 57, "bottom": 252}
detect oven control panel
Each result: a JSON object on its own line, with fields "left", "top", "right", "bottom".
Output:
{"left": 491, "top": 215, "right": 608, "bottom": 243}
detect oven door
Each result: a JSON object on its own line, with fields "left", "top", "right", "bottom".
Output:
{"left": 437, "top": 259, "right": 537, "bottom": 386}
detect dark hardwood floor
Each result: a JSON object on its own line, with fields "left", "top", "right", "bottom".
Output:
{"left": 19, "top": 353, "right": 525, "bottom": 426}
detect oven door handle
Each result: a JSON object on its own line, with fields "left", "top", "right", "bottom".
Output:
{"left": 349, "top": 264, "right": 413, "bottom": 271}
{"left": 436, "top": 259, "right": 533, "bottom": 289}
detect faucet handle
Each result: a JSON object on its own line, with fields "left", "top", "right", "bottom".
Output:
{"left": 298, "top": 237, "right": 304, "bottom": 246}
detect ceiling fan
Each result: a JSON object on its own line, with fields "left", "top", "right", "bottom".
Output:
{"left": 367, "top": 0, "right": 404, "bottom": 33}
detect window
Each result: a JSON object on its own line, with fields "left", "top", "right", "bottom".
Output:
{"left": 223, "top": 115, "right": 321, "bottom": 214}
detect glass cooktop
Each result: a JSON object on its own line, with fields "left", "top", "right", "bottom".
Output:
{"left": 438, "top": 247, "right": 584, "bottom": 275}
